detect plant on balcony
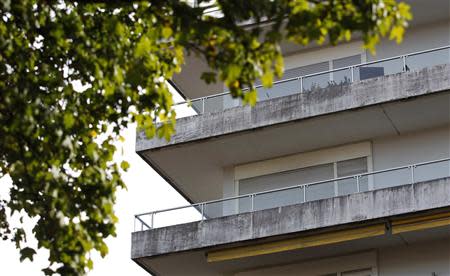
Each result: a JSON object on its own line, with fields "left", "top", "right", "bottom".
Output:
{"left": 304, "top": 76, "right": 352, "bottom": 93}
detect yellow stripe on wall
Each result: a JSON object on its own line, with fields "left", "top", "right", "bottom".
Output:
{"left": 207, "top": 224, "right": 386, "bottom": 263}
{"left": 392, "top": 212, "right": 450, "bottom": 234}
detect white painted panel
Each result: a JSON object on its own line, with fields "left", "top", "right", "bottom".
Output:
{"left": 372, "top": 126, "right": 450, "bottom": 190}
{"left": 283, "top": 40, "right": 365, "bottom": 70}
{"left": 235, "top": 142, "right": 371, "bottom": 180}
{"left": 378, "top": 238, "right": 450, "bottom": 276}
{"left": 368, "top": 20, "right": 450, "bottom": 61}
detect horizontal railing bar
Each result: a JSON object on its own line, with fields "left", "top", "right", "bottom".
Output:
{"left": 136, "top": 157, "right": 450, "bottom": 218}
{"left": 170, "top": 45, "right": 450, "bottom": 107}
{"left": 235, "top": 157, "right": 450, "bottom": 197}
{"left": 135, "top": 203, "right": 202, "bottom": 217}
{"left": 405, "top": 44, "right": 450, "bottom": 57}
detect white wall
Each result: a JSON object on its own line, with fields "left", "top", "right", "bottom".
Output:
{"left": 372, "top": 126, "right": 450, "bottom": 189}
{"left": 235, "top": 251, "right": 378, "bottom": 276}
{"left": 378, "top": 237, "right": 450, "bottom": 276}
{"left": 283, "top": 40, "right": 365, "bottom": 71}
{"left": 282, "top": 19, "right": 450, "bottom": 71}
{"left": 221, "top": 125, "right": 449, "bottom": 200}
{"left": 232, "top": 237, "right": 450, "bottom": 276}
{"left": 372, "top": 126, "right": 450, "bottom": 170}
{"left": 234, "top": 142, "right": 371, "bottom": 180}
{"left": 368, "top": 20, "right": 450, "bottom": 61}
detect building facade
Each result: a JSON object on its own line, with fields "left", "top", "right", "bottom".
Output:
{"left": 132, "top": 0, "right": 450, "bottom": 275}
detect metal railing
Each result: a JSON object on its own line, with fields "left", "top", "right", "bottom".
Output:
{"left": 134, "top": 157, "right": 450, "bottom": 231}
{"left": 172, "top": 45, "right": 450, "bottom": 118}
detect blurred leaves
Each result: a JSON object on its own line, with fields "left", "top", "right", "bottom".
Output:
{"left": 20, "top": 247, "right": 37, "bottom": 262}
{"left": 0, "top": 0, "right": 410, "bottom": 275}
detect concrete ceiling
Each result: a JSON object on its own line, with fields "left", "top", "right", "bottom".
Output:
{"left": 142, "top": 92, "right": 450, "bottom": 203}
{"left": 172, "top": 0, "right": 450, "bottom": 99}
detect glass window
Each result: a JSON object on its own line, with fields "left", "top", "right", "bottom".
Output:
{"left": 239, "top": 163, "right": 334, "bottom": 211}
{"left": 239, "top": 163, "right": 334, "bottom": 194}
{"left": 332, "top": 54, "right": 361, "bottom": 85}
{"left": 286, "top": 61, "right": 330, "bottom": 77}
{"left": 238, "top": 156, "right": 370, "bottom": 211}
{"left": 337, "top": 157, "right": 368, "bottom": 195}
{"left": 332, "top": 55, "right": 362, "bottom": 69}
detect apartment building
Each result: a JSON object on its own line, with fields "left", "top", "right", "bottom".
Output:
{"left": 132, "top": 0, "right": 450, "bottom": 275}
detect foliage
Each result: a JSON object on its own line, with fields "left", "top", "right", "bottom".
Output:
{"left": 0, "top": 0, "right": 411, "bottom": 274}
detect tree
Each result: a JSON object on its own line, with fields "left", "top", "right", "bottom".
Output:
{"left": 0, "top": 0, "right": 411, "bottom": 274}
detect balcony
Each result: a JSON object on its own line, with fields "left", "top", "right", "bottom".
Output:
{"left": 138, "top": 45, "right": 450, "bottom": 154}
{"left": 134, "top": 157, "right": 450, "bottom": 231}
{"left": 136, "top": 44, "right": 450, "bottom": 211}
{"left": 132, "top": 160, "right": 450, "bottom": 275}
{"left": 171, "top": 45, "right": 450, "bottom": 119}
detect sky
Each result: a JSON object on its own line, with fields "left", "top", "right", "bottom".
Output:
{"left": 0, "top": 92, "right": 192, "bottom": 275}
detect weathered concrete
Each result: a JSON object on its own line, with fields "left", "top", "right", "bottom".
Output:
{"left": 131, "top": 177, "right": 450, "bottom": 259}
{"left": 137, "top": 64, "right": 450, "bottom": 151}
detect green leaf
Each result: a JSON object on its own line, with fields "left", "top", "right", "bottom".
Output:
{"left": 200, "top": 72, "right": 217, "bottom": 84}
{"left": 19, "top": 247, "right": 36, "bottom": 262}
{"left": 261, "top": 71, "right": 273, "bottom": 88}
{"left": 63, "top": 113, "right": 75, "bottom": 129}
{"left": 120, "top": 161, "right": 130, "bottom": 171}
{"left": 243, "top": 90, "right": 257, "bottom": 106}
{"left": 135, "top": 36, "right": 151, "bottom": 57}
{"left": 42, "top": 268, "right": 54, "bottom": 275}
{"left": 99, "top": 242, "right": 109, "bottom": 258}
{"left": 390, "top": 26, "right": 405, "bottom": 44}
{"left": 162, "top": 26, "right": 173, "bottom": 38}
{"left": 86, "top": 143, "right": 98, "bottom": 161}
{"left": 87, "top": 259, "right": 94, "bottom": 270}
{"left": 226, "top": 64, "right": 242, "bottom": 84}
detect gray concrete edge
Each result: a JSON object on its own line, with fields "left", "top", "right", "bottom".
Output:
{"left": 136, "top": 64, "right": 450, "bottom": 151}
{"left": 131, "top": 177, "right": 450, "bottom": 259}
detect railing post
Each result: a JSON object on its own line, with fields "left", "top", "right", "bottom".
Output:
{"left": 351, "top": 66, "right": 354, "bottom": 82}
{"left": 402, "top": 55, "right": 407, "bottom": 72}
{"left": 141, "top": 218, "right": 144, "bottom": 231}
{"left": 334, "top": 179, "right": 338, "bottom": 197}
{"left": 410, "top": 165, "right": 415, "bottom": 184}
{"left": 201, "top": 97, "right": 205, "bottom": 114}
{"left": 201, "top": 203, "right": 204, "bottom": 221}
{"left": 150, "top": 213, "right": 154, "bottom": 229}
{"left": 303, "top": 185, "right": 307, "bottom": 202}
{"left": 300, "top": 77, "right": 303, "bottom": 93}
{"left": 250, "top": 194, "right": 254, "bottom": 212}
{"left": 356, "top": 175, "right": 360, "bottom": 192}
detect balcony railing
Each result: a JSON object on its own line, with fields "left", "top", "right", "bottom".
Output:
{"left": 172, "top": 45, "right": 450, "bottom": 118}
{"left": 134, "top": 157, "right": 450, "bottom": 231}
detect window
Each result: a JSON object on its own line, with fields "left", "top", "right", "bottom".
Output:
{"left": 332, "top": 54, "right": 362, "bottom": 84}
{"left": 337, "top": 157, "right": 369, "bottom": 195}
{"left": 238, "top": 156, "right": 368, "bottom": 211}
{"left": 239, "top": 163, "right": 334, "bottom": 211}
